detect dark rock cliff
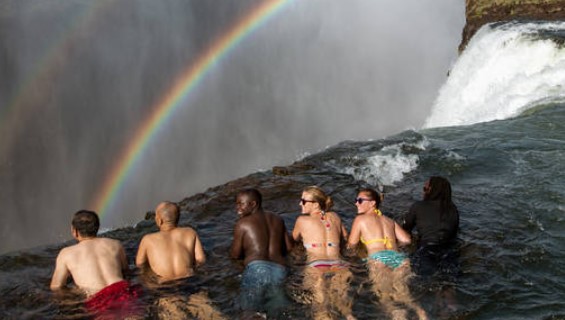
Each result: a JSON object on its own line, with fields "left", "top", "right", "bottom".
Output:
{"left": 462, "top": 0, "right": 565, "bottom": 51}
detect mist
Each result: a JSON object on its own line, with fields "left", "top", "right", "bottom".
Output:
{"left": 0, "top": 0, "right": 464, "bottom": 254}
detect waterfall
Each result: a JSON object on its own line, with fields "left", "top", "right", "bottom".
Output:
{"left": 425, "top": 21, "right": 565, "bottom": 128}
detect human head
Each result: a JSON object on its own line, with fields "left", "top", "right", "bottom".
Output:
{"left": 155, "top": 201, "right": 180, "bottom": 227}
{"left": 301, "top": 186, "right": 333, "bottom": 213}
{"left": 356, "top": 188, "right": 381, "bottom": 214}
{"left": 72, "top": 210, "right": 100, "bottom": 238}
{"left": 423, "top": 176, "right": 453, "bottom": 202}
{"left": 236, "top": 188, "right": 262, "bottom": 216}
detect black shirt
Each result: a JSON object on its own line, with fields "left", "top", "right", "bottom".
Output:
{"left": 403, "top": 200, "right": 459, "bottom": 247}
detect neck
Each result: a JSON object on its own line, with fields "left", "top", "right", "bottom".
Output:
{"left": 160, "top": 223, "right": 177, "bottom": 231}
{"left": 78, "top": 236, "right": 96, "bottom": 242}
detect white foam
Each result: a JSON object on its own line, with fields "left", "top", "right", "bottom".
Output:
{"left": 341, "top": 140, "right": 428, "bottom": 186}
{"left": 425, "top": 21, "right": 565, "bottom": 128}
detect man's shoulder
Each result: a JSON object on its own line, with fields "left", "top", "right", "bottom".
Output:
{"left": 97, "top": 236, "right": 121, "bottom": 243}
{"left": 140, "top": 231, "right": 160, "bottom": 241}
{"left": 236, "top": 214, "right": 267, "bottom": 233}
{"left": 58, "top": 241, "right": 91, "bottom": 260}
{"left": 94, "top": 237, "right": 124, "bottom": 252}
{"left": 263, "top": 210, "right": 275, "bottom": 216}
{"left": 175, "top": 226, "right": 198, "bottom": 237}
{"left": 264, "top": 211, "right": 283, "bottom": 221}
{"left": 235, "top": 214, "right": 256, "bottom": 226}
{"left": 57, "top": 244, "right": 76, "bottom": 259}
{"left": 89, "top": 236, "right": 116, "bottom": 244}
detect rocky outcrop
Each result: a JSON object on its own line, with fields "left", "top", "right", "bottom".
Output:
{"left": 462, "top": 0, "right": 565, "bottom": 51}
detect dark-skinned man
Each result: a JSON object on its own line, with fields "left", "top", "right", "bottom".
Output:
{"left": 230, "top": 188, "right": 294, "bottom": 318}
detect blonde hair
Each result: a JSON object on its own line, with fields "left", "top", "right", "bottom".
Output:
{"left": 303, "top": 186, "right": 333, "bottom": 211}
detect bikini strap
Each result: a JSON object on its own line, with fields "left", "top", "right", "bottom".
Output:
{"left": 319, "top": 211, "right": 331, "bottom": 230}
{"left": 382, "top": 236, "right": 393, "bottom": 249}
{"left": 304, "top": 242, "right": 339, "bottom": 249}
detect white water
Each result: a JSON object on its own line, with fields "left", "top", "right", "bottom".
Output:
{"left": 340, "top": 139, "right": 428, "bottom": 187}
{"left": 425, "top": 21, "right": 565, "bottom": 128}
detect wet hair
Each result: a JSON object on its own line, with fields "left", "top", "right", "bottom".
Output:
{"left": 157, "top": 201, "right": 180, "bottom": 225}
{"left": 72, "top": 210, "right": 100, "bottom": 237}
{"left": 358, "top": 188, "right": 382, "bottom": 208}
{"left": 303, "top": 186, "right": 333, "bottom": 211}
{"left": 237, "top": 188, "right": 263, "bottom": 207}
{"left": 424, "top": 176, "right": 456, "bottom": 217}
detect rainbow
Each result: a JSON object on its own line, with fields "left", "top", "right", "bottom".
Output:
{"left": 91, "top": 0, "right": 293, "bottom": 218}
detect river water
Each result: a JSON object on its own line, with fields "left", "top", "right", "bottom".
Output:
{"left": 1, "top": 11, "right": 565, "bottom": 320}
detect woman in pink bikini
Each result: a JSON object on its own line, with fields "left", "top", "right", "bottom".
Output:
{"left": 292, "top": 185, "right": 355, "bottom": 320}
{"left": 347, "top": 188, "right": 427, "bottom": 320}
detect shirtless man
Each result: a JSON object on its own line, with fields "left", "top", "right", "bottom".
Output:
{"left": 230, "top": 188, "right": 293, "bottom": 317}
{"left": 50, "top": 210, "right": 141, "bottom": 318}
{"left": 136, "top": 202, "right": 225, "bottom": 319}
{"left": 136, "top": 201, "right": 205, "bottom": 281}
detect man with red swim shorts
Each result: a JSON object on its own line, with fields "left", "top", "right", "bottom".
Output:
{"left": 50, "top": 210, "right": 142, "bottom": 319}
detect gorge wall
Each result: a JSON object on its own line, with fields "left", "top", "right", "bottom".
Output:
{"left": 462, "top": 0, "right": 565, "bottom": 50}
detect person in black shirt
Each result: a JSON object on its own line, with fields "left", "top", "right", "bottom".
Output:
{"left": 402, "top": 176, "right": 459, "bottom": 277}
{"left": 402, "top": 176, "right": 460, "bottom": 316}
{"left": 403, "top": 176, "right": 459, "bottom": 249}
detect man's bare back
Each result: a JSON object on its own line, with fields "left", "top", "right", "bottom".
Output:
{"left": 230, "top": 188, "right": 293, "bottom": 316}
{"left": 50, "top": 211, "right": 129, "bottom": 297}
{"left": 231, "top": 210, "right": 291, "bottom": 266}
{"left": 230, "top": 190, "right": 293, "bottom": 266}
{"left": 51, "top": 237, "right": 127, "bottom": 296}
{"left": 50, "top": 211, "right": 142, "bottom": 318}
{"left": 136, "top": 202, "right": 205, "bottom": 282}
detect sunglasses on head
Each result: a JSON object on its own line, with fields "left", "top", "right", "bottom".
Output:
{"left": 301, "top": 198, "right": 316, "bottom": 205}
{"left": 355, "top": 197, "right": 372, "bottom": 204}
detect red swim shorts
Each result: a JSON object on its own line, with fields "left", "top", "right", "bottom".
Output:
{"left": 85, "top": 280, "right": 142, "bottom": 318}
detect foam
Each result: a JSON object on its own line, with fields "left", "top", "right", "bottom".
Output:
{"left": 339, "top": 139, "right": 428, "bottom": 187}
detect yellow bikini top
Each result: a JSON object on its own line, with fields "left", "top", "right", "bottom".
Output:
{"left": 359, "top": 209, "right": 393, "bottom": 249}
{"left": 360, "top": 236, "right": 393, "bottom": 249}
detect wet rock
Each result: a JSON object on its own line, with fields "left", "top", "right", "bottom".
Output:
{"left": 461, "top": 0, "right": 565, "bottom": 51}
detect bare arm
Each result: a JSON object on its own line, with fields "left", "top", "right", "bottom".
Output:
{"left": 339, "top": 218, "right": 348, "bottom": 242}
{"left": 394, "top": 222, "right": 412, "bottom": 246}
{"left": 194, "top": 233, "right": 206, "bottom": 266}
{"left": 50, "top": 251, "right": 70, "bottom": 291}
{"left": 347, "top": 217, "right": 361, "bottom": 249}
{"left": 292, "top": 217, "right": 302, "bottom": 242}
{"left": 229, "top": 222, "right": 244, "bottom": 260}
{"left": 135, "top": 237, "right": 148, "bottom": 268}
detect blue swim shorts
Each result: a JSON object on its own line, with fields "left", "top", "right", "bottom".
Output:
{"left": 240, "top": 260, "right": 288, "bottom": 313}
{"left": 368, "top": 250, "right": 407, "bottom": 269}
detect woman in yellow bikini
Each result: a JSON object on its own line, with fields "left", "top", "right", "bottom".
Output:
{"left": 347, "top": 188, "right": 428, "bottom": 320}
{"left": 292, "top": 186, "right": 356, "bottom": 320}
